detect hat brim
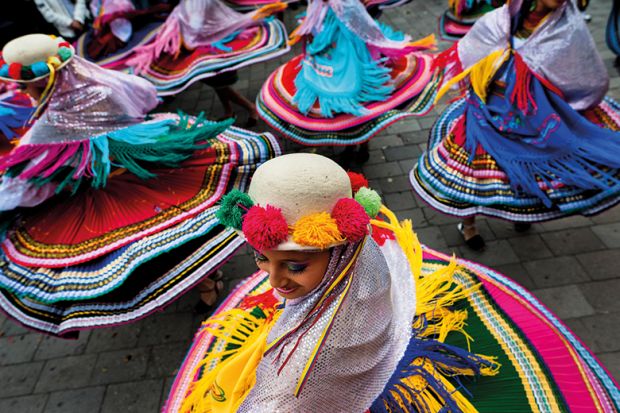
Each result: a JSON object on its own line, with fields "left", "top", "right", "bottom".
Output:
{"left": 234, "top": 230, "right": 348, "bottom": 251}
{"left": 0, "top": 46, "right": 74, "bottom": 83}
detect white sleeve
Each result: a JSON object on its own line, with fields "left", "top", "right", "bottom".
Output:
{"left": 73, "top": 0, "right": 90, "bottom": 23}
{"left": 34, "top": 0, "right": 73, "bottom": 27}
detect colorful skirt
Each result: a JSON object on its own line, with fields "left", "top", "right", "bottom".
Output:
{"left": 134, "top": 18, "right": 289, "bottom": 96}
{"left": 0, "top": 120, "right": 281, "bottom": 336}
{"left": 258, "top": 53, "right": 440, "bottom": 146}
{"left": 164, "top": 245, "right": 619, "bottom": 412}
{"left": 411, "top": 97, "right": 620, "bottom": 222}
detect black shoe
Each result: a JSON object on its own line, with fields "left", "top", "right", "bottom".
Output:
{"left": 457, "top": 223, "right": 485, "bottom": 251}
{"left": 514, "top": 222, "right": 532, "bottom": 233}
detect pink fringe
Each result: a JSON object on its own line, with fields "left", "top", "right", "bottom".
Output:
{"left": 0, "top": 141, "right": 92, "bottom": 180}
{"left": 127, "top": 16, "right": 181, "bottom": 74}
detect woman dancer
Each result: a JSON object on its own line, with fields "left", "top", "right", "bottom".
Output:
{"left": 412, "top": 0, "right": 620, "bottom": 250}
{"left": 0, "top": 34, "right": 280, "bottom": 336}
{"left": 166, "top": 153, "right": 620, "bottom": 412}
{"left": 257, "top": 0, "right": 440, "bottom": 148}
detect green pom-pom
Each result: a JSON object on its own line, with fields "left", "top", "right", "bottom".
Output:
{"left": 355, "top": 187, "right": 382, "bottom": 218}
{"left": 57, "top": 47, "right": 72, "bottom": 62}
{"left": 216, "top": 189, "right": 254, "bottom": 230}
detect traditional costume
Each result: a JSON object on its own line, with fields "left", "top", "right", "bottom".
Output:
{"left": 74, "top": 0, "right": 172, "bottom": 69}
{"left": 0, "top": 34, "right": 280, "bottom": 336}
{"left": 412, "top": 0, "right": 620, "bottom": 223}
{"left": 165, "top": 153, "right": 620, "bottom": 412}
{"left": 124, "top": 0, "right": 290, "bottom": 97}
{"left": 257, "top": 0, "right": 441, "bottom": 146}
{"left": 440, "top": 0, "right": 505, "bottom": 41}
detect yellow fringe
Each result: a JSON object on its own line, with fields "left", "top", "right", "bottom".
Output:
{"left": 371, "top": 206, "right": 500, "bottom": 412}
{"left": 434, "top": 48, "right": 510, "bottom": 104}
{"left": 180, "top": 308, "right": 281, "bottom": 413}
{"left": 409, "top": 34, "right": 437, "bottom": 51}
{"left": 253, "top": 2, "right": 287, "bottom": 20}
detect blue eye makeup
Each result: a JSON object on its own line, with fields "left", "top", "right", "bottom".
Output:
{"left": 254, "top": 253, "right": 268, "bottom": 262}
{"left": 287, "top": 262, "right": 308, "bottom": 273}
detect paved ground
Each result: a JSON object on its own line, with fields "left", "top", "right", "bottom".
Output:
{"left": 1, "top": 0, "right": 620, "bottom": 411}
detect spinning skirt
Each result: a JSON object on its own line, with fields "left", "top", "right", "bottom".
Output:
{"left": 136, "top": 19, "right": 289, "bottom": 96}
{"left": 164, "top": 245, "right": 620, "bottom": 412}
{"left": 0, "top": 120, "right": 280, "bottom": 336}
{"left": 411, "top": 98, "right": 620, "bottom": 222}
{"left": 258, "top": 53, "right": 440, "bottom": 146}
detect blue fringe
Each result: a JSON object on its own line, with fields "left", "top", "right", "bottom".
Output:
{"left": 464, "top": 58, "right": 620, "bottom": 208}
{"left": 370, "top": 335, "right": 495, "bottom": 413}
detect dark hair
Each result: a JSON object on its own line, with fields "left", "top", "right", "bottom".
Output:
{"left": 513, "top": 0, "right": 536, "bottom": 33}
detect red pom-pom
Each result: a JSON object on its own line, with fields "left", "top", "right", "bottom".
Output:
{"left": 242, "top": 205, "right": 289, "bottom": 251}
{"left": 8, "top": 63, "right": 22, "bottom": 80}
{"left": 347, "top": 171, "right": 369, "bottom": 194}
{"left": 331, "top": 198, "right": 370, "bottom": 242}
{"left": 58, "top": 41, "right": 71, "bottom": 48}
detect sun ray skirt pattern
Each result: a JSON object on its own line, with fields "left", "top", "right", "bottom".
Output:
{"left": 0, "top": 118, "right": 281, "bottom": 336}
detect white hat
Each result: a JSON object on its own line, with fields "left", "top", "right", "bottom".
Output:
{"left": 0, "top": 34, "right": 74, "bottom": 83}
{"left": 216, "top": 153, "right": 382, "bottom": 251}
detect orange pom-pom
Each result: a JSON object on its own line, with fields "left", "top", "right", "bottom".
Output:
{"left": 292, "top": 212, "right": 344, "bottom": 249}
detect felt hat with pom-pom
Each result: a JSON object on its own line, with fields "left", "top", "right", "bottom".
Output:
{"left": 217, "top": 153, "right": 382, "bottom": 251}
{"left": 0, "top": 34, "right": 74, "bottom": 83}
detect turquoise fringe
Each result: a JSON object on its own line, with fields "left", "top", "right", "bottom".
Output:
{"left": 91, "top": 113, "right": 234, "bottom": 188}
{"left": 293, "top": 9, "right": 393, "bottom": 117}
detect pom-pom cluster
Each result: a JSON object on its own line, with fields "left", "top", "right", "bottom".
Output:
{"left": 0, "top": 38, "right": 73, "bottom": 81}
{"left": 216, "top": 173, "right": 381, "bottom": 250}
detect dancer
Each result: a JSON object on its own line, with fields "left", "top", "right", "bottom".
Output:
{"left": 125, "top": 0, "right": 289, "bottom": 97}
{"left": 257, "top": 0, "right": 440, "bottom": 148}
{"left": 165, "top": 153, "right": 620, "bottom": 412}
{"left": 411, "top": 0, "right": 620, "bottom": 250}
{"left": 0, "top": 34, "right": 280, "bottom": 336}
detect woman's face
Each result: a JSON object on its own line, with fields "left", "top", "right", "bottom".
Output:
{"left": 254, "top": 248, "right": 331, "bottom": 299}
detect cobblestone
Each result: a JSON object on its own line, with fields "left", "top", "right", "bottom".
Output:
{"left": 2, "top": 0, "right": 620, "bottom": 410}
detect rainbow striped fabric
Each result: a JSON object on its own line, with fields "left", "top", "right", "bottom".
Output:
{"left": 136, "top": 18, "right": 289, "bottom": 97}
{"left": 0, "top": 121, "right": 281, "bottom": 336}
{"left": 411, "top": 97, "right": 620, "bottom": 222}
{"left": 258, "top": 54, "right": 441, "bottom": 146}
{"left": 164, "top": 246, "right": 620, "bottom": 412}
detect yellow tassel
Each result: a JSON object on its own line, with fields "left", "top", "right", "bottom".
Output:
{"left": 180, "top": 307, "right": 281, "bottom": 413}
{"left": 434, "top": 48, "right": 510, "bottom": 104}
{"left": 253, "top": 2, "right": 287, "bottom": 20}
{"left": 291, "top": 212, "right": 344, "bottom": 249}
{"left": 409, "top": 33, "right": 437, "bottom": 50}
{"left": 30, "top": 61, "right": 58, "bottom": 122}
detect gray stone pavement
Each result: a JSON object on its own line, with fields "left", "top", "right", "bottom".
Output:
{"left": 1, "top": 0, "right": 620, "bottom": 411}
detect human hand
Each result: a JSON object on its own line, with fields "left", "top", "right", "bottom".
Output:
{"left": 70, "top": 20, "right": 84, "bottom": 31}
